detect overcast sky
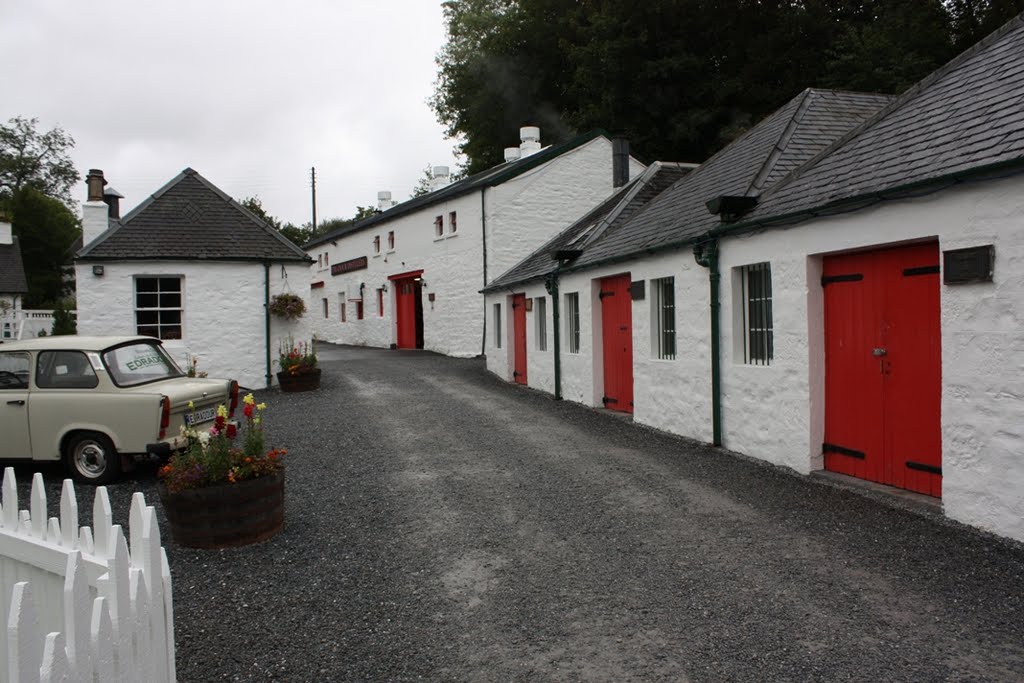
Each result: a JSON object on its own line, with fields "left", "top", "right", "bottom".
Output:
{"left": 0, "top": 1, "right": 460, "bottom": 226}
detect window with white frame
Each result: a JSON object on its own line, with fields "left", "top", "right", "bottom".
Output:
{"left": 449, "top": 211, "right": 457, "bottom": 234}
{"left": 434, "top": 216, "right": 443, "bottom": 237}
{"left": 651, "top": 277, "right": 676, "bottom": 360}
{"left": 565, "top": 292, "right": 580, "bottom": 354}
{"left": 135, "top": 277, "right": 182, "bottom": 340}
{"left": 387, "top": 231, "right": 395, "bottom": 251}
{"left": 322, "top": 297, "right": 329, "bottom": 318}
{"left": 739, "top": 262, "right": 773, "bottom": 365}
{"left": 373, "top": 235, "right": 381, "bottom": 255}
{"left": 493, "top": 303, "right": 502, "bottom": 349}
{"left": 535, "top": 296, "right": 547, "bottom": 351}
{"left": 339, "top": 292, "right": 347, "bottom": 322}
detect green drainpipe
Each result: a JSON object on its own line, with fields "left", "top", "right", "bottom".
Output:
{"left": 264, "top": 262, "right": 272, "bottom": 389}
{"left": 480, "top": 189, "right": 488, "bottom": 357}
{"left": 544, "top": 269, "right": 562, "bottom": 401}
{"left": 693, "top": 240, "right": 722, "bottom": 446}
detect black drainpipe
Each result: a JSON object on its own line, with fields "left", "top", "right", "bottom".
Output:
{"left": 693, "top": 241, "right": 722, "bottom": 446}
{"left": 264, "top": 262, "right": 272, "bottom": 389}
{"left": 544, "top": 265, "right": 563, "bottom": 401}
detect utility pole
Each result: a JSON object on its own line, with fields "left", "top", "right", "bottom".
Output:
{"left": 310, "top": 166, "right": 317, "bottom": 235}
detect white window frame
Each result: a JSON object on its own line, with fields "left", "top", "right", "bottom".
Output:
{"left": 651, "top": 277, "right": 676, "bottom": 360}
{"left": 449, "top": 210, "right": 457, "bottom": 234}
{"left": 134, "top": 276, "right": 183, "bottom": 340}
{"left": 738, "top": 262, "right": 773, "bottom": 365}
{"left": 565, "top": 292, "right": 580, "bottom": 354}
{"left": 493, "top": 303, "right": 502, "bottom": 349}
{"left": 535, "top": 296, "right": 547, "bottom": 351}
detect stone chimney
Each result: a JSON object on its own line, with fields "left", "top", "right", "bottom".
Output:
{"left": 82, "top": 168, "right": 110, "bottom": 247}
{"left": 504, "top": 147, "right": 522, "bottom": 163}
{"left": 429, "top": 165, "right": 451, "bottom": 192}
{"left": 0, "top": 212, "right": 12, "bottom": 245}
{"left": 377, "top": 191, "right": 396, "bottom": 212}
{"left": 519, "top": 126, "right": 541, "bottom": 157}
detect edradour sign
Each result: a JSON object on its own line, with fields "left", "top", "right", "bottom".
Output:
{"left": 331, "top": 256, "right": 368, "bottom": 276}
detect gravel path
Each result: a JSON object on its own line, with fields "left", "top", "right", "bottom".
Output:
{"left": 7, "top": 343, "right": 1024, "bottom": 681}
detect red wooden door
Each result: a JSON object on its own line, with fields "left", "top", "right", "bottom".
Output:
{"left": 823, "top": 243, "right": 941, "bottom": 496}
{"left": 395, "top": 279, "right": 417, "bottom": 349}
{"left": 600, "top": 274, "right": 633, "bottom": 413}
{"left": 512, "top": 294, "right": 527, "bottom": 384}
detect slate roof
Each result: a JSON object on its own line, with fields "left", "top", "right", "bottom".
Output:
{"left": 484, "top": 163, "right": 696, "bottom": 291}
{"left": 0, "top": 236, "right": 28, "bottom": 294}
{"left": 486, "top": 89, "right": 891, "bottom": 288}
{"left": 76, "top": 168, "right": 310, "bottom": 262}
{"left": 304, "top": 130, "right": 613, "bottom": 250}
{"left": 733, "top": 13, "right": 1024, "bottom": 228}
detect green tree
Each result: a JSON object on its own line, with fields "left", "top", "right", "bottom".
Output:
{"left": 0, "top": 117, "right": 80, "bottom": 206}
{"left": 432, "top": 0, "right": 960, "bottom": 174}
{"left": 9, "top": 187, "right": 81, "bottom": 307}
{"left": 51, "top": 298, "right": 77, "bottom": 335}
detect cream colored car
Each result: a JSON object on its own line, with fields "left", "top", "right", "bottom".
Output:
{"left": 0, "top": 336, "right": 238, "bottom": 484}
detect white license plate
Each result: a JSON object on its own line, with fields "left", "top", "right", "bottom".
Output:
{"left": 184, "top": 407, "right": 216, "bottom": 426}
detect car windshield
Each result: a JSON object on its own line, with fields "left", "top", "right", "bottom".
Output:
{"left": 102, "top": 341, "right": 184, "bottom": 387}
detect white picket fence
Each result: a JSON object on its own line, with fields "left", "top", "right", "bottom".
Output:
{"left": 0, "top": 468, "right": 175, "bottom": 682}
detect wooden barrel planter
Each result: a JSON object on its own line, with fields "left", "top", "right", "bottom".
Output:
{"left": 277, "top": 368, "right": 321, "bottom": 392}
{"left": 159, "top": 469, "right": 285, "bottom": 549}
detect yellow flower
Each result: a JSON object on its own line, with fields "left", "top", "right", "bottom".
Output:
{"left": 256, "top": 403, "right": 267, "bottom": 410}
{"left": 217, "top": 404, "right": 228, "bottom": 418}
{"left": 187, "top": 400, "right": 195, "bottom": 411}
{"left": 243, "top": 393, "right": 256, "bottom": 406}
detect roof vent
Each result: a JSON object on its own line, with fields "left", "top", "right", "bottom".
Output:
{"left": 429, "top": 166, "right": 451, "bottom": 192}
{"left": 705, "top": 195, "right": 759, "bottom": 222}
{"left": 377, "top": 191, "right": 396, "bottom": 211}
{"left": 103, "top": 186, "right": 124, "bottom": 219}
{"left": 504, "top": 147, "right": 522, "bottom": 163}
{"left": 520, "top": 126, "right": 541, "bottom": 157}
{"left": 86, "top": 169, "right": 106, "bottom": 202}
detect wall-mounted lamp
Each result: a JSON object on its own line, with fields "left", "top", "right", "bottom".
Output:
{"left": 92, "top": 265, "right": 105, "bottom": 276}
{"left": 380, "top": 283, "right": 388, "bottom": 293}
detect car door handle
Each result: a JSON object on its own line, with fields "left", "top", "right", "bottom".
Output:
{"left": 7, "top": 400, "right": 25, "bottom": 405}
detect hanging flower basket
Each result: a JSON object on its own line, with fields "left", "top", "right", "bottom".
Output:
{"left": 268, "top": 293, "right": 306, "bottom": 320}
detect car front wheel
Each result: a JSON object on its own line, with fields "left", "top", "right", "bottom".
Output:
{"left": 64, "top": 432, "right": 121, "bottom": 485}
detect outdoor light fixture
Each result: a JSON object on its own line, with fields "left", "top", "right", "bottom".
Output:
{"left": 380, "top": 283, "right": 388, "bottom": 292}
{"left": 92, "top": 265, "right": 105, "bottom": 276}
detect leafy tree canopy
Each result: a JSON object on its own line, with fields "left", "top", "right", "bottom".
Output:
{"left": 9, "top": 186, "right": 81, "bottom": 308}
{"left": 0, "top": 117, "right": 80, "bottom": 206}
{"left": 432, "top": 0, "right": 1023, "bottom": 175}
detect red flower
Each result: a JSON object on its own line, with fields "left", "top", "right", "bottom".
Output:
{"left": 215, "top": 415, "right": 226, "bottom": 429}
{"left": 226, "top": 423, "right": 237, "bottom": 439}
{"left": 244, "top": 404, "right": 254, "bottom": 418}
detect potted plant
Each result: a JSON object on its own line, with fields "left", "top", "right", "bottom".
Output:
{"left": 158, "top": 394, "right": 286, "bottom": 548}
{"left": 277, "top": 338, "right": 320, "bottom": 392}
{"left": 268, "top": 292, "right": 306, "bottom": 320}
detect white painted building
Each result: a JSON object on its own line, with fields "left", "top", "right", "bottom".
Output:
{"left": 305, "top": 128, "right": 643, "bottom": 357}
{"left": 483, "top": 17, "right": 1024, "bottom": 543}
{"left": 74, "top": 169, "right": 312, "bottom": 389}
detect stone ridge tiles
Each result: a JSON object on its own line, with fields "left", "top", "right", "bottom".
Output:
{"left": 304, "top": 129, "right": 612, "bottom": 250}
{"left": 484, "top": 163, "right": 693, "bottom": 290}
{"left": 561, "top": 89, "right": 891, "bottom": 272}
{"left": 743, "top": 13, "right": 1024, "bottom": 225}
{"left": 77, "top": 168, "right": 310, "bottom": 262}
{"left": 0, "top": 236, "right": 29, "bottom": 293}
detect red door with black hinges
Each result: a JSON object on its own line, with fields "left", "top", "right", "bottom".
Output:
{"left": 600, "top": 274, "right": 633, "bottom": 413}
{"left": 823, "top": 242, "right": 941, "bottom": 496}
{"left": 512, "top": 294, "right": 528, "bottom": 385}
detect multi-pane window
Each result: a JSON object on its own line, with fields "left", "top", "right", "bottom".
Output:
{"left": 565, "top": 292, "right": 580, "bottom": 354}
{"left": 652, "top": 277, "right": 676, "bottom": 360}
{"left": 535, "top": 296, "right": 547, "bottom": 351}
{"left": 373, "top": 235, "right": 381, "bottom": 254}
{"left": 740, "top": 262, "right": 773, "bottom": 365}
{"left": 387, "top": 231, "right": 395, "bottom": 250}
{"left": 493, "top": 303, "right": 502, "bottom": 349}
{"left": 434, "top": 216, "right": 443, "bottom": 237}
{"left": 135, "top": 277, "right": 182, "bottom": 340}
{"left": 449, "top": 211, "right": 457, "bottom": 233}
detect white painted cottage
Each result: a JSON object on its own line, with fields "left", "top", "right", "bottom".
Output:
{"left": 0, "top": 215, "right": 28, "bottom": 341}
{"left": 74, "top": 168, "right": 313, "bottom": 389}
{"left": 305, "top": 128, "right": 643, "bottom": 357}
{"left": 484, "top": 14, "right": 1024, "bottom": 544}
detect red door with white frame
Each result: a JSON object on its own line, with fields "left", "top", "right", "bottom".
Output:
{"left": 512, "top": 294, "right": 527, "bottom": 384}
{"left": 823, "top": 242, "right": 941, "bottom": 496}
{"left": 600, "top": 274, "right": 633, "bottom": 413}
{"left": 391, "top": 271, "right": 424, "bottom": 350}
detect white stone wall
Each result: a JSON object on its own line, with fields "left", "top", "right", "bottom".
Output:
{"left": 75, "top": 260, "right": 310, "bottom": 389}
{"left": 485, "top": 173, "right": 1024, "bottom": 544}
{"left": 308, "top": 137, "right": 641, "bottom": 358}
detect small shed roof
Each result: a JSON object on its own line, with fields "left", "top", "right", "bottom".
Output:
{"left": 0, "top": 236, "right": 29, "bottom": 294}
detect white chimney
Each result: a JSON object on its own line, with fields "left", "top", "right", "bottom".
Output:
{"left": 0, "top": 214, "right": 11, "bottom": 245}
{"left": 504, "top": 147, "right": 522, "bottom": 163}
{"left": 429, "top": 165, "right": 451, "bottom": 192}
{"left": 519, "top": 126, "right": 541, "bottom": 157}
{"left": 82, "top": 168, "right": 110, "bottom": 247}
{"left": 377, "top": 190, "right": 396, "bottom": 211}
